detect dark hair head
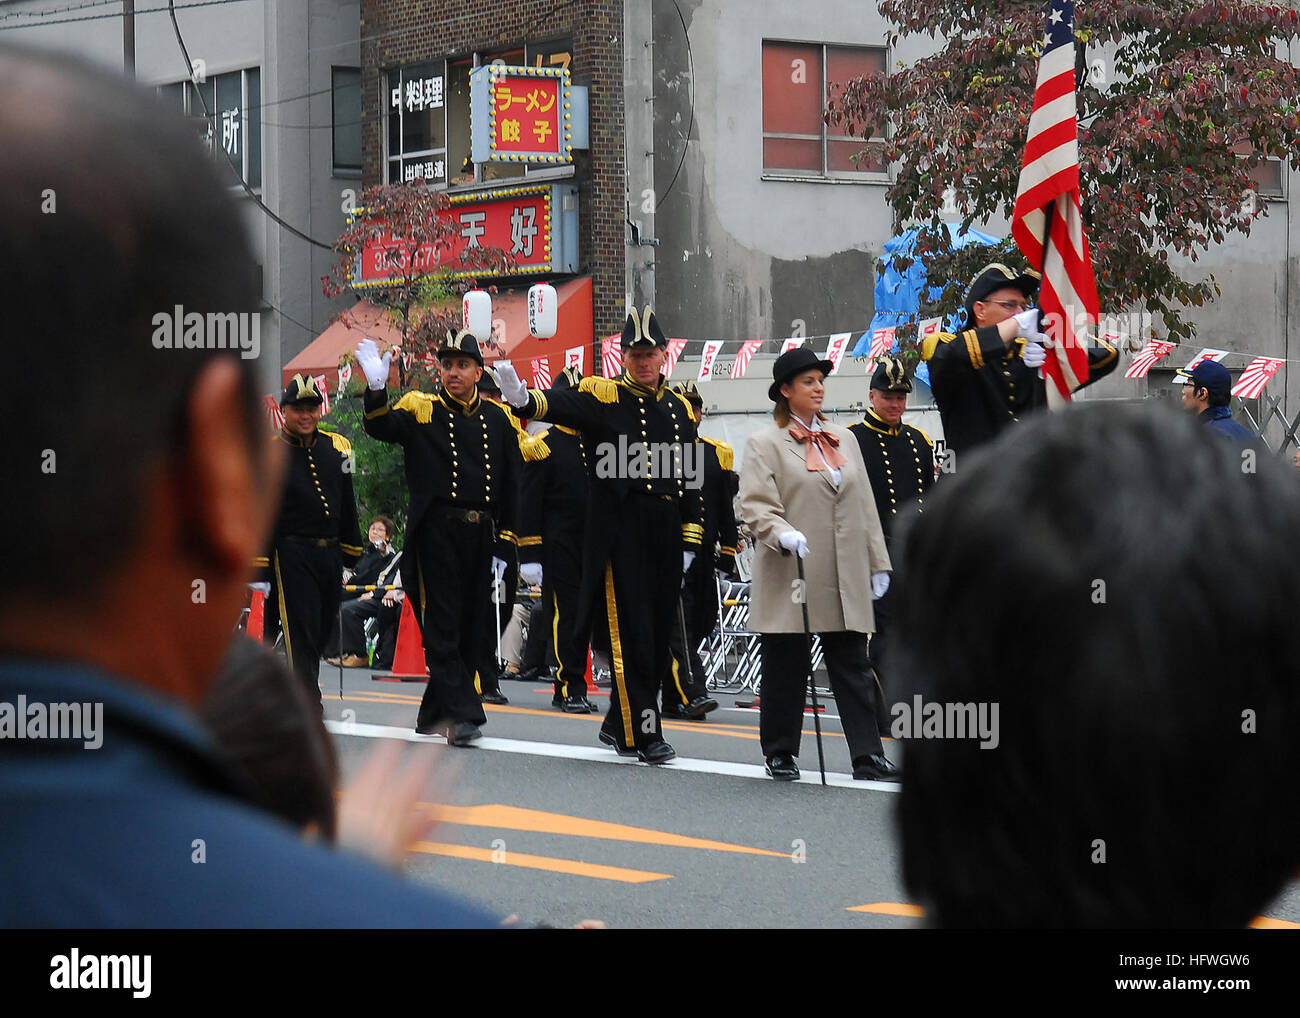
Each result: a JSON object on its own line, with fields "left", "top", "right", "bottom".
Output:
{"left": 4, "top": 45, "right": 260, "bottom": 607}
{"left": 370, "top": 515, "right": 394, "bottom": 538}
{"left": 893, "top": 402, "right": 1300, "bottom": 928}
{"left": 201, "top": 638, "right": 339, "bottom": 839}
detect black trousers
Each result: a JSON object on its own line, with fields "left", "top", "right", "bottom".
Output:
{"left": 867, "top": 583, "right": 895, "bottom": 729}
{"left": 520, "top": 596, "right": 553, "bottom": 673}
{"left": 371, "top": 602, "right": 400, "bottom": 669}
{"left": 408, "top": 510, "right": 491, "bottom": 730}
{"left": 759, "top": 630, "right": 884, "bottom": 764}
{"left": 545, "top": 532, "right": 589, "bottom": 699}
{"left": 266, "top": 539, "right": 342, "bottom": 707}
{"left": 594, "top": 494, "right": 681, "bottom": 751}
{"left": 663, "top": 558, "right": 716, "bottom": 707}
{"left": 326, "top": 594, "right": 399, "bottom": 662}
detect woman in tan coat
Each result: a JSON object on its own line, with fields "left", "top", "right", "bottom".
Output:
{"left": 739, "top": 347, "right": 900, "bottom": 782}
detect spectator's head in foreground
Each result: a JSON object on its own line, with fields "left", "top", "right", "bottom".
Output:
{"left": 1, "top": 44, "right": 275, "bottom": 706}
{"left": 893, "top": 402, "right": 1300, "bottom": 927}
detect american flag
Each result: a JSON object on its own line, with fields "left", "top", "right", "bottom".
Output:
{"left": 664, "top": 338, "right": 687, "bottom": 377}
{"left": 1123, "top": 340, "right": 1175, "bottom": 379}
{"left": 869, "top": 327, "right": 896, "bottom": 361}
{"left": 531, "top": 356, "right": 552, "bottom": 389}
{"left": 311, "top": 374, "right": 331, "bottom": 414}
{"left": 1010, "top": 0, "right": 1098, "bottom": 406}
{"left": 601, "top": 336, "right": 623, "bottom": 378}
{"left": 1231, "top": 357, "right": 1285, "bottom": 400}
{"left": 825, "top": 333, "right": 852, "bottom": 374}
{"left": 263, "top": 394, "right": 285, "bottom": 433}
{"left": 731, "top": 339, "right": 763, "bottom": 379}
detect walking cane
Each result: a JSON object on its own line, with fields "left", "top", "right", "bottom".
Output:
{"left": 493, "top": 565, "right": 505, "bottom": 672}
{"left": 794, "top": 555, "right": 828, "bottom": 786}
{"left": 337, "top": 596, "right": 345, "bottom": 701}
{"left": 676, "top": 592, "right": 694, "bottom": 710}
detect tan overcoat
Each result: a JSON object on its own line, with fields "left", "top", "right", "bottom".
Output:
{"left": 739, "top": 421, "right": 891, "bottom": 634}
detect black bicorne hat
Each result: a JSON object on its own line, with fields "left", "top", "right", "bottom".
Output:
{"left": 553, "top": 366, "right": 583, "bottom": 391}
{"left": 620, "top": 305, "right": 667, "bottom": 349}
{"left": 439, "top": 329, "right": 484, "bottom": 367}
{"left": 281, "top": 373, "right": 324, "bottom": 407}
{"left": 673, "top": 380, "right": 703, "bottom": 406}
{"left": 768, "top": 346, "right": 834, "bottom": 402}
{"left": 870, "top": 354, "right": 913, "bottom": 393}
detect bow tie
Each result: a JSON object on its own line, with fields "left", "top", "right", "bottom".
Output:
{"left": 788, "top": 420, "right": 846, "bottom": 472}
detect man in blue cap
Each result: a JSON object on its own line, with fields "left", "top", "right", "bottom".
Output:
{"left": 1176, "top": 360, "right": 1257, "bottom": 444}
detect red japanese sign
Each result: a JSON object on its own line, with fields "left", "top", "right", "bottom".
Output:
{"left": 354, "top": 185, "right": 558, "bottom": 286}
{"left": 492, "top": 77, "right": 561, "bottom": 153}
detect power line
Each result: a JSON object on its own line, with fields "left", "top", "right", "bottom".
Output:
{"left": 0, "top": 0, "right": 252, "bottom": 30}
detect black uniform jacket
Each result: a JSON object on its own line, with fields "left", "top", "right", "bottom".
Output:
{"left": 519, "top": 372, "right": 706, "bottom": 632}
{"left": 518, "top": 424, "right": 590, "bottom": 564}
{"left": 847, "top": 410, "right": 934, "bottom": 541}
{"left": 254, "top": 427, "right": 364, "bottom": 575}
{"left": 362, "top": 386, "right": 524, "bottom": 581}
{"left": 699, "top": 436, "right": 739, "bottom": 575}
{"left": 924, "top": 326, "right": 1118, "bottom": 454}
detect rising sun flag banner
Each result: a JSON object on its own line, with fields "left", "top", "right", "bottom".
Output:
{"left": 1010, "top": 0, "right": 1099, "bottom": 407}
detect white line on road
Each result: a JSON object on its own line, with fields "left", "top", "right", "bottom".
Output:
{"left": 324, "top": 720, "right": 900, "bottom": 793}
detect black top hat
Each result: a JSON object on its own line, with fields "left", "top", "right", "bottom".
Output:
{"left": 768, "top": 347, "right": 834, "bottom": 402}
{"left": 439, "top": 329, "right": 484, "bottom": 367}
{"left": 962, "top": 262, "right": 1041, "bottom": 326}
{"left": 674, "top": 380, "right": 703, "bottom": 406}
{"left": 553, "top": 366, "right": 582, "bottom": 391}
{"left": 870, "top": 354, "right": 913, "bottom": 393}
{"left": 621, "top": 305, "right": 667, "bottom": 349}
{"left": 281, "top": 373, "right": 324, "bottom": 407}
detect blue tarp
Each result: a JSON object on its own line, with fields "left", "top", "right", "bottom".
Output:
{"left": 853, "top": 224, "right": 1001, "bottom": 385}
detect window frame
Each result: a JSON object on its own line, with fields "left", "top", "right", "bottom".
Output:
{"left": 381, "top": 37, "right": 577, "bottom": 194}
{"left": 331, "top": 66, "right": 363, "bottom": 176}
{"left": 760, "top": 39, "right": 890, "bottom": 185}
{"left": 156, "top": 67, "right": 262, "bottom": 192}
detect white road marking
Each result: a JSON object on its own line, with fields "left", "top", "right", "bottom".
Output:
{"left": 324, "top": 720, "right": 900, "bottom": 793}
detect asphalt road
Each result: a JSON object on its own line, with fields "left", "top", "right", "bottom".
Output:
{"left": 317, "top": 664, "right": 1300, "bottom": 930}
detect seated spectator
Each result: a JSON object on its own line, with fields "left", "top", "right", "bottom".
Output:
{"left": 327, "top": 517, "right": 402, "bottom": 667}
{"left": 0, "top": 44, "right": 491, "bottom": 928}
{"left": 893, "top": 402, "right": 1300, "bottom": 927}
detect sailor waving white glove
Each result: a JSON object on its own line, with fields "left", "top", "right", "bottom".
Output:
{"left": 494, "top": 362, "right": 530, "bottom": 408}
{"left": 355, "top": 338, "right": 393, "bottom": 391}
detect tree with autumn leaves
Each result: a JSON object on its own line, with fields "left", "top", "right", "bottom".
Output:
{"left": 321, "top": 183, "right": 511, "bottom": 392}
{"left": 828, "top": 0, "right": 1300, "bottom": 353}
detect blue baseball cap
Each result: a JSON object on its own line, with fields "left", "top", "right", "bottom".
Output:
{"left": 1175, "top": 360, "right": 1232, "bottom": 396}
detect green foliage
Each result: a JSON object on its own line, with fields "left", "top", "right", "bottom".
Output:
{"left": 829, "top": 0, "right": 1300, "bottom": 350}
{"left": 327, "top": 395, "right": 411, "bottom": 548}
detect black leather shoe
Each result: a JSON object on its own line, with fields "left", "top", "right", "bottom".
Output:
{"left": 765, "top": 753, "right": 800, "bottom": 781}
{"left": 563, "top": 695, "right": 593, "bottom": 714}
{"left": 414, "top": 722, "right": 441, "bottom": 737}
{"left": 660, "top": 702, "right": 691, "bottom": 720}
{"left": 551, "top": 691, "right": 564, "bottom": 708}
{"left": 637, "top": 740, "right": 676, "bottom": 765}
{"left": 683, "top": 695, "right": 719, "bottom": 719}
{"left": 517, "top": 667, "right": 540, "bottom": 683}
{"left": 853, "top": 754, "right": 901, "bottom": 782}
{"left": 480, "top": 690, "right": 509, "bottom": 705}
{"left": 448, "top": 722, "right": 483, "bottom": 747}
{"left": 598, "top": 730, "right": 638, "bottom": 757}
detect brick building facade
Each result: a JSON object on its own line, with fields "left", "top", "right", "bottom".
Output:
{"left": 359, "top": 0, "right": 626, "bottom": 337}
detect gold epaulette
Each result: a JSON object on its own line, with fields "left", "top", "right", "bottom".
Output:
{"left": 701, "top": 435, "right": 734, "bottom": 471}
{"left": 394, "top": 390, "right": 436, "bottom": 424}
{"left": 922, "top": 331, "right": 957, "bottom": 362}
{"left": 318, "top": 429, "right": 352, "bottom": 455}
{"left": 520, "top": 431, "right": 551, "bottom": 462}
{"left": 578, "top": 376, "right": 620, "bottom": 404}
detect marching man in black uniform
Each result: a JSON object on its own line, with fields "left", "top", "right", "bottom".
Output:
{"left": 355, "top": 332, "right": 521, "bottom": 745}
{"left": 517, "top": 366, "right": 597, "bottom": 714}
{"left": 848, "top": 355, "right": 933, "bottom": 714}
{"left": 496, "top": 308, "right": 705, "bottom": 764}
{"left": 662, "top": 381, "right": 731, "bottom": 721}
{"left": 256, "top": 374, "right": 364, "bottom": 707}
{"left": 923, "top": 262, "right": 1118, "bottom": 456}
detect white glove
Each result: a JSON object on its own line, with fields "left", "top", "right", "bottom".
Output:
{"left": 495, "top": 361, "right": 529, "bottom": 408}
{"left": 778, "top": 530, "right": 809, "bottom": 559}
{"left": 870, "top": 571, "right": 891, "bottom": 600}
{"left": 1020, "top": 341, "right": 1048, "bottom": 369}
{"left": 519, "top": 562, "right": 543, "bottom": 587}
{"left": 491, "top": 557, "right": 507, "bottom": 582}
{"left": 355, "top": 338, "right": 393, "bottom": 391}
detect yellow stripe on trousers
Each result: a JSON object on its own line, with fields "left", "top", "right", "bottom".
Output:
{"left": 273, "top": 551, "right": 294, "bottom": 672}
{"left": 604, "top": 564, "right": 635, "bottom": 746}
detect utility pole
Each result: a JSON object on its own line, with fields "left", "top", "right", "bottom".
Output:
{"left": 123, "top": 0, "right": 135, "bottom": 79}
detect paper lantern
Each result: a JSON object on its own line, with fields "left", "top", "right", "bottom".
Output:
{"left": 528, "top": 283, "right": 557, "bottom": 339}
{"left": 463, "top": 290, "right": 492, "bottom": 341}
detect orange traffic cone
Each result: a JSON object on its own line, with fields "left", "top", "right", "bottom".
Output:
{"left": 372, "top": 597, "right": 429, "bottom": 683}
